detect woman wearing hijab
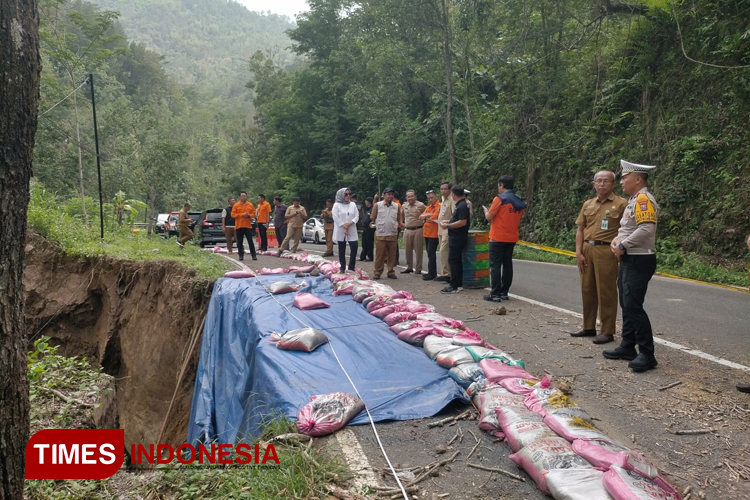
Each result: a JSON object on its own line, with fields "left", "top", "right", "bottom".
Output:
{"left": 332, "top": 187, "right": 360, "bottom": 272}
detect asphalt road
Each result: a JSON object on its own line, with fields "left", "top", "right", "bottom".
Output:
{"left": 293, "top": 241, "right": 750, "bottom": 367}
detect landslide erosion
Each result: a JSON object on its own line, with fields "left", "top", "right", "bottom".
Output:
{"left": 23, "top": 231, "right": 214, "bottom": 449}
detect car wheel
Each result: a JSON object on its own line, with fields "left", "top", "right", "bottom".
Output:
{"left": 314, "top": 232, "right": 320, "bottom": 244}
{"left": 302, "top": 235, "right": 307, "bottom": 243}
{"left": 199, "top": 242, "right": 205, "bottom": 248}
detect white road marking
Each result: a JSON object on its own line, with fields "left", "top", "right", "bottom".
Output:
{"left": 335, "top": 428, "right": 379, "bottom": 488}
{"left": 506, "top": 293, "right": 750, "bottom": 373}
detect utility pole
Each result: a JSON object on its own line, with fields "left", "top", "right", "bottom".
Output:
{"left": 89, "top": 73, "right": 104, "bottom": 241}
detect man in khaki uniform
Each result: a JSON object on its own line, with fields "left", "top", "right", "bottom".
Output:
{"left": 401, "top": 190, "right": 426, "bottom": 274}
{"left": 278, "top": 197, "right": 307, "bottom": 254}
{"left": 177, "top": 203, "right": 193, "bottom": 247}
{"left": 571, "top": 171, "right": 627, "bottom": 344}
{"left": 435, "top": 181, "right": 456, "bottom": 282}
{"left": 371, "top": 187, "right": 402, "bottom": 279}
{"left": 321, "top": 199, "right": 334, "bottom": 256}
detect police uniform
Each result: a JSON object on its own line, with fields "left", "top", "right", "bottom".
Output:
{"left": 575, "top": 192, "right": 627, "bottom": 339}
{"left": 603, "top": 160, "right": 659, "bottom": 372}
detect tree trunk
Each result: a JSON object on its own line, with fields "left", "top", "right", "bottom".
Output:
{"left": 70, "top": 84, "right": 89, "bottom": 225}
{"left": 0, "top": 0, "right": 41, "bottom": 498}
{"left": 440, "top": 0, "right": 458, "bottom": 185}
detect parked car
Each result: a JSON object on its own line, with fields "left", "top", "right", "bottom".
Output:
{"left": 198, "top": 208, "right": 226, "bottom": 248}
{"left": 301, "top": 216, "right": 326, "bottom": 244}
{"left": 167, "top": 210, "right": 200, "bottom": 237}
{"left": 154, "top": 213, "right": 170, "bottom": 235}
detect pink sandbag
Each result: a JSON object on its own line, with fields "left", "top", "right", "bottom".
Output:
{"left": 211, "top": 246, "right": 229, "bottom": 253}
{"left": 366, "top": 296, "right": 394, "bottom": 312}
{"left": 477, "top": 387, "right": 525, "bottom": 436}
{"left": 509, "top": 437, "right": 593, "bottom": 495}
{"left": 397, "top": 327, "right": 439, "bottom": 346}
{"left": 289, "top": 265, "right": 315, "bottom": 273}
{"left": 602, "top": 466, "right": 681, "bottom": 500}
{"left": 371, "top": 305, "right": 396, "bottom": 319}
{"left": 402, "top": 302, "right": 435, "bottom": 313}
{"left": 259, "top": 267, "right": 288, "bottom": 275}
{"left": 330, "top": 273, "right": 357, "bottom": 283}
{"left": 500, "top": 375, "right": 551, "bottom": 395}
{"left": 296, "top": 392, "right": 365, "bottom": 437}
{"left": 452, "top": 329, "right": 486, "bottom": 346}
{"left": 293, "top": 293, "right": 331, "bottom": 310}
{"left": 495, "top": 405, "right": 557, "bottom": 452}
{"left": 224, "top": 270, "right": 255, "bottom": 278}
{"left": 272, "top": 327, "right": 328, "bottom": 352}
{"left": 391, "top": 291, "right": 414, "bottom": 300}
{"left": 430, "top": 326, "right": 461, "bottom": 337}
{"left": 480, "top": 359, "right": 536, "bottom": 383}
{"left": 383, "top": 312, "right": 418, "bottom": 326}
{"left": 332, "top": 281, "right": 360, "bottom": 295}
{"left": 544, "top": 413, "right": 606, "bottom": 442}
{"left": 572, "top": 439, "right": 659, "bottom": 479}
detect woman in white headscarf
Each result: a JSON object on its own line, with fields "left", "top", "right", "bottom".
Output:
{"left": 332, "top": 187, "right": 359, "bottom": 272}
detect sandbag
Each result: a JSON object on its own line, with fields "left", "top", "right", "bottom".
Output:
{"left": 391, "top": 291, "right": 415, "bottom": 300}
{"left": 546, "top": 469, "right": 614, "bottom": 500}
{"left": 500, "top": 375, "right": 551, "bottom": 395}
{"left": 423, "top": 336, "right": 454, "bottom": 359}
{"left": 544, "top": 413, "right": 606, "bottom": 442}
{"left": 398, "top": 327, "right": 438, "bottom": 346}
{"left": 495, "top": 405, "right": 557, "bottom": 452}
{"left": 452, "top": 329, "right": 487, "bottom": 347}
{"left": 259, "top": 267, "right": 288, "bottom": 275}
{"left": 366, "top": 296, "right": 394, "bottom": 312}
{"left": 289, "top": 265, "right": 315, "bottom": 273}
{"left": 572, "top": 438, "right": 659, "bottom": 479}
{"left": 602, "top": 466, "right": 681, "bottom": 500}
{"left": 389, "top": 320, "right": 422, "bottom": 334}
{"left": 296, "top": 392, "right": 365, "bottom": 437}
{"left": 430, "top": 326, "right": 461, "bottom": 337}
{"left": 477, "top": 386, "right": 525, "bottom": 435}
{"left": 480, "top": 359, "right": 536, "bottom": 382}
{"left": 273, "top": 327, "right": 328, "bottom": 352}
{"left": 330, "top": 273, "right": 357, "bottom": 283}
{"left": 224, "top": 270, "right": 255, "bottom": 278}
{"left": 293, "top": 293, "right": 331, "bottom": 310}
{"left": 332, "top": 280, "right": 362, "bottom": 295}
{"left": 509, "top": 437, "right": 593, "bottom": 495}
{"left": 525, "top": 389, "right": 588, "bottom": 420}
{"left": 435, "top": 345, "right": 475, "bottom": 368}
{"left": 468, "top": 347, "right": 524, "bottom": 368}
{"left": 448, "top": 363, "right": 485, "bottom": 388}
{"left": 383, "top": 312, "right": 418, "bottom": 326}
{"left": 268, "top": 280, "right": 306, "bottom": 294}
{"left": 211, "top": 246, "right": 229, "bottom": 253}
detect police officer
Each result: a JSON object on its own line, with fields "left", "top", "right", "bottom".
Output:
{"left": 570, "top": 171, "right": 627, "bottom": 344}
{"left": 603, "top": 160, "right": 659, "bottom": 372}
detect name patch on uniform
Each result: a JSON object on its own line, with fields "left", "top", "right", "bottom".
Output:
{"left": 634, "top": 194, "right": 656, "bottom": 225}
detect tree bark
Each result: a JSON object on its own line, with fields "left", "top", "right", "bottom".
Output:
{"left": 0, "top": 0, "right": 41, "bottom": 498}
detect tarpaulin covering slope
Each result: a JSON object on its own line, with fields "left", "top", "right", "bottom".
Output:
{"left": 187, "top": 275, "right": 467, "bottom": 444}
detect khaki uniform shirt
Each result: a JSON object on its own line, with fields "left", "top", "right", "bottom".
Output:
{"left": 177, "top": 208, "right": 191, "bottom": 229}
{"left": 618, "top": 187, "right": 659, "bottom": 252}
{"left": 403, "top": 201, "right": 426, "bottom": 229}
{"left": 437, "top": 195, "right": 456, "bottom": 236}
{"left": 285, "top": 205, "right": 308, "bottom": 228}
{"left": 575, "top": 194, "right": 627, "bottom": 243}
{"left": 321, "top": 208, "right": 334, "bottom": 230}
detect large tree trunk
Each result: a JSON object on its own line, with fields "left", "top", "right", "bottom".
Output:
{"left": 0, "top": 0, "right": 41, "bottom": 498}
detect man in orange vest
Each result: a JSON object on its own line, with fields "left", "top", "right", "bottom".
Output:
{"left": 420, "top": 189, "right": 441, "bottom": 280}
{"left": 256, "top": 194, "right": 272, "bottom": 251}
{"left": 483, "top": 176, "right": 526, "bottom": 302}
{"left": 231, "top": 191, "right": 257, "bottom": 261}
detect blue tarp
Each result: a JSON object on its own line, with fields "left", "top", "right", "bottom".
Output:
{"left": 187, "top": 275, "right": 468, "bottom": 444}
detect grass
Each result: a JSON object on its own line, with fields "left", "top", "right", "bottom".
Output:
{"left": 27, "top": 184, "right": 234, "bottom": 280}
{"left": 24, "top": 340, "right": 353, "bottom": 500}
{"left": 514, "top": 241, "right": 749, "bottom": 288}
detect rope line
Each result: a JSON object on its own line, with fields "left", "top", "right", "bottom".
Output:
{"left": 39, "top": 79, "right": 90, "bottom": 117}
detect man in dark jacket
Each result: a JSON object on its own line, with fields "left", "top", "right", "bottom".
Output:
{"left": 359, "top": 197, "right": 375, "bottom": 261}
{"left": 273, "top": 196, "right": 287, "bottom": 248}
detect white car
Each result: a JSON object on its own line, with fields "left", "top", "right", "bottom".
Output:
{"left": 301, "top": 217, "right": 326, "bottom": 244}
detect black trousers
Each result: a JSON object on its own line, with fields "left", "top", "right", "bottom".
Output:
{"left": 489, "top": 241, "right": 516, "bottom": 296}
{"left": 425, "top": 237, "right": 439, "bottom": 277}
{"left": 618, "top": 254, "right": 657, "bottom": 355}
{"left": 361, "top": 227, "right": 375, "bottom": 260}
{"left": 338, "top": 241, "right": 358, "bottom": 271}
{"left": 258, "top": 223, "right": 268, "bottom": 251}
{"left": 275, "top": 225, "right": 287, "bottom": 247}
{"left": 448, "top": 234, "right": 468, "bottom": 289}
{"left": 235, "top": 227, "right": 256, "bottom": 258}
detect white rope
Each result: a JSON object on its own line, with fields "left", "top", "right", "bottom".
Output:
{"left": 254, "top": 275, "right": 410, "bottom": 500}
{"left": 40, "top": 78, "right": 90, "bottom": 117}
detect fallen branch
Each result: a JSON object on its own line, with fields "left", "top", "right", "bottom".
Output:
{"left": 659, "top": 381, "right": 682, "bottom": 391}
{"left": 447, "top": 429, "right": 460, "bottom": 446}
{"left": 667, "top": 428, "right": 717, "bottom": 436}
{"left": 467, "top": 463, "right": 525, "bottom": 482}
{"left": 325, "top": 484, "right": 369, "bottom": 500}
{"left": 40, "top": 387, "right": 97, "bottom": 408}
{"left": 467, "top": 439, "right": 481, "bottom": 460}
{"left": 375, "top": 486, "right": 419, "bottom": 498}
{"left": 269, "top": 433, "right": 313, "bottom": 444}
{"left": 428, "top": 409, "right": 473, "bottom": 428}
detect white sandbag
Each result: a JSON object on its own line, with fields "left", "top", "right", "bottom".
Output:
{"left": 448, "top": 363, "right": 485, "bottom": 388}
{"left": 544, "top": 413, "right": 606, "bottom": 442}
{"left": 509, "top": 437, "right": 593, "bottom": 495}
{"left": 477, "top": 386, "right": 525, "bottom": 436}
{"left": 423, "top": 335, "right": 454, "bottom": 359}
{"left": 495, "top": 405, "right": 557, "bottom": 452}
{"left": 546, "top": 469, "right": 614, "bottom": 500}
{"left": 434, "top": 345, "right": 475, "bottom": 368}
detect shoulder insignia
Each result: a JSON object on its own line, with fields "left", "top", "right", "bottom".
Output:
{"left": 634, "top": 193, "right": 657, "bottom": 225}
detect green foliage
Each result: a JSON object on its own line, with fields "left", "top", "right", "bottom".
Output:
{"left": 27, "top": 183, "right": 235, "bottom": 280}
